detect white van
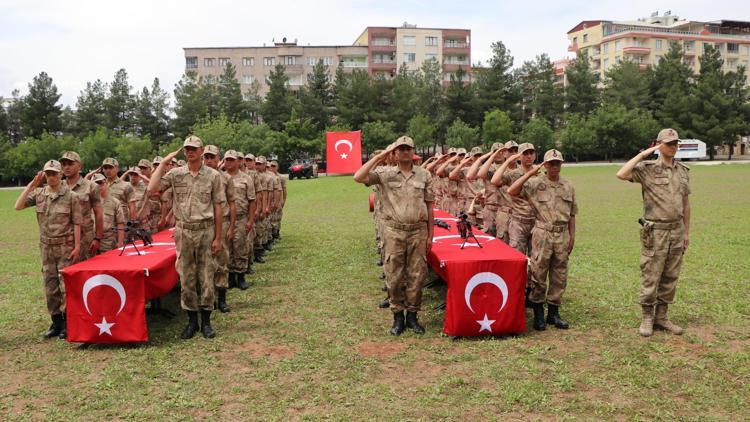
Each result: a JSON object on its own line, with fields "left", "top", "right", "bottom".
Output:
{"left": 655, "top": 139, "right": 707, "bottom": 160}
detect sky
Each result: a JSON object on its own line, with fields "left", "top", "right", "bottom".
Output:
{"left": 1, "top": 0, "right": 747, "bottom": 107}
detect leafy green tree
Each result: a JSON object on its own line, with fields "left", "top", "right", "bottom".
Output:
{"left": 647, "top": 42, "right": 693, "bottom": 126}
{"left": 587, "top": 104, "right": 659, "bottom": 160}
{"left": 602, "top": 59, "right": 650, "bottom": 110}
{"left": 106, "top": 69, "right": 135, "bottom": 134}
{"left": 5, "top": 90, "right": 25, "bottom": 143}
{"left": 565, "top": 51, "right": 599, "bottom": 115}
{"left": 361, "top": 120, "right": 396, "bottom": 154}
{"left": 482, "top": 109, "right": 514, "bottom": 146}
{"left": 74, "top": 79, "right": 108, "bottom": 136}
{"left": 262, "top": 64, "right": 294, "bottom": 131}
{"left": 21, "top": 71, "right": 62, "bottom": 138}
{"left": 444, "top": 67, "right": 478, "bottom": 127}
{"left": 519, "top": 118, "right": 554, "bottom": 153}
{"left": 388, "top": 66, "right": 418, "bottom": 133}
{"left": 115, "top": 136, "right": 153, "bottom": 167}
{"left": 298, "top": 59, "right": 332, "bottom": 130}
{"left": 79, "top": 127, "right": 119, "bottom": 168}
{"left": 217, "top": 62, "right": 247, "bottom": 121}
{"left": 475, "top": 41, "right": 518, "bottom": 117}
{"left": 446, "top": 118, "right": 480, "bottom": 149}
{"left": 519, "top": 54, "right": 563, "bottom": 127}
{"left": 335, "top": 69, "right": 375, "bottom": 130}
{"left": 407, "top": 113, "right": 436, "bottom": 152}
{"left": 172, "top": 71, "right": 206, "bottom": 138}
{"left": 558, "top": 113, "right": 596, "bottom": 162}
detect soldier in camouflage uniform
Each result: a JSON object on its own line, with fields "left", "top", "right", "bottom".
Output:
{"left": 100, "top": 157, "right": 136, "bottom": 221}
{"left": 355, "top": 136, "right": 435, "bottom": 336}
{"left": 467, "top": 143, "right": 506, "bottom": 235}
{"left": 15, "top": 160, "right": 82, "bottom": 339}
{"left": 149, "top": 136, "right": 225, "bottom": 339}
{"left": 125, "top": 168, "right": 151, "bottom": 230}
{"left": 60, "top": 151, "right": 104, "bottom": 260}
{"left": 203, "top": 145, "right": 236, "bottom": 313}
{"left": 254, "top": 156, "right": 274, "bottom": 257}
{"left": 224, "top": 150, "right": 255, "bottom": 290}
{"left": 91, "top": 173, "right": 125, "bottom": 253}
{"left": 488, "top": 141, "right": 519, "bottom": 243}
{"left": 617, "top": 128, "right": 691, "bottom": 337}
{"left": 509, "top": 149, "right": 578, "bottom": 331}
{"left": 269, "top": 161, "right": 286, "bottom": 241}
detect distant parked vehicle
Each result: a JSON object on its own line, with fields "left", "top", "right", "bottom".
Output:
{"left": 288, "top": 159, "right": 318, "bottom": 179}
{"left": 655, "top": 139, "right": 708, "bottom": 160}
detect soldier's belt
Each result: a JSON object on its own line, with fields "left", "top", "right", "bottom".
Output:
{"left": 535, "top": 221, "right": 567, "bottom": 233}
{"left": 383, "top": 219, "right": 425, "bottom": 231}
{"left": 40, "top": 235, "right": 69, "bottom": 245}
{"left": 511, "top": 214, "right": 536, "bottom": 224}
{"left": 177, "top": 220, "right": 213, "bottom": 231}
{"left": 643, "top": 220, "right": 681, "bottom": 230}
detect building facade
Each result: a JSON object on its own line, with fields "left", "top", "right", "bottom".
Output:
{"left": 183, "top": 24, "right": 471, "bottom": 97}
{"left": 567, "top": 13, "right": 750, "bottom": 82}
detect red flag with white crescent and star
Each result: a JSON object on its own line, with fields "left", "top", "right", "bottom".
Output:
{"left": 326, "top": 131, "right": 362, "bottom": 174}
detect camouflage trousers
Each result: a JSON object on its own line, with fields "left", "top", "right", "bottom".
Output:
{"left": 494, "top": 208, "right": 511, "bottom": 244}
{"left": 482, "top": 204, "right": 499, "bottom": 236}
{"left": 509, "top": 215, "right": 536, "bottom": 256}
{"left": 382, "top": 223, "right": 429, "bottom": 313}
{"left": 78, "top": 224, "right": 95, "bottom": 262}
{"left": 40, "top": 237, "right": 74, "bottom": 315}
{"left": 99, "top": 233, "right": 118, "bottom": 254}
{"left": 639, "top": 221, "right": 685, "bottom": 306}
{"left": 229, "top": 214, "right": 250, "bottom": 273}
{"left": 174, "top": 223, "right": 217, "bottom": 311}
{"left": 271, "top": 207, "right": 283, "bottom": 233}
{"left": 247, "top": 218, "right": 256, "bottom": 263}
{"left": 529, "top": 223, "right": 571, "bottom": 306}
{"left": 148, "top": 212, "right": 161, "bottom": 233}
{"left": 214, "top": 218, "right": 230, "bottom": 289}
{"left": 254, "top": 215, "right": 271, "bottom": 247}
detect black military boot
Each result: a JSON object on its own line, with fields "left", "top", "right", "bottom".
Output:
{"left": 546, "top": 304, "right": 569, "bottom": 329}
{"left": 227, "top": 272, "right": 236, "bottom": 289}
{"left": 58, "top": 312, "right": 67, "bottom": 340}
{"left": 200, "top": 310, "right": 216, "bottom": 338}
{"left": 236, "top": 272, "right": 249, "bottom": 290}
{"left": 264, "top": 241, "right": 273, "bottom": 251}
{"left": 405, "top": 311, "right": 425, "bottom": 335}
{"left": 245, "top": 264, "right": 254, "bottom": 275}
{"left": 217, "top": 289, "right": 231, "bottom": 313}
{"left": 532, "top": 303, "right": 546, "bottom": 331}
{"left": 272, "top": 229, "right": 280, "bottom": 240}
{"left": 378, "top": 298, "right": 391, "bottom": 309}
{"left": 254, "top": 250, "right": 265, "bottom": 263}
{"left": 524, "top": 287, "right": 533, "bottom": 308}
{"left": 390, "top": 311, "right": 406, "bottom": 336}
{"left": 180, "top": 311, "right": 199, "bottom": 339}
{"left": 42, "top": 313, "right": 63, "bottom": 339}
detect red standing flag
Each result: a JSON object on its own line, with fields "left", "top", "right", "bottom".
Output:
{"left": 326, "top": 131, "right": 362, "bottom": 174}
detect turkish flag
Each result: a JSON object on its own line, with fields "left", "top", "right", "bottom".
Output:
{"left": 428, "top": 210, "right": 527, "bottom": 336}
{"left": 326, "top": 131, "right": 362, "bottom": 174}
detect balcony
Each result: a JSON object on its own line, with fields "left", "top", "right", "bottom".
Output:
{"left": 442, "top": 63, "right": 469, "bottom": 72}
{"left": 340, "top": 61, "right": 368, "bottom": 69}
{"left": 370, "top": 60, "right": 396, "bottom": 71}
{"left": 623, "top": 46, "right": 651, "bottom": 54}
{"left": 283, "top": 64, "right": 304, "bottom": 74}
{"left": 568, "top": 43, "right": 578, "bottom": 52}
{"left": 370, "top": 42, "right": 396, "bottom": 52}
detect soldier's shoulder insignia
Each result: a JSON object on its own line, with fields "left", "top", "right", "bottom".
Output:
{"left": 676, "top": 161, "right": 690, "bottom": 171}
{"left": 537, "top": 182, "right": 547, "bottom": 191}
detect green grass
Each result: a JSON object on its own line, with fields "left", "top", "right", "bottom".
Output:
{"left": 0, "top": 164, "right": 749, "bottom": 420}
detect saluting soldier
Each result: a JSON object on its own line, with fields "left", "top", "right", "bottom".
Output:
{"left": 15, "top": 160, "right": 82, "bottom": 339}
{"left": 60, "top": 151, "right": 104, "bottom": 260}
{"left": 509, "top": 149, "right": 577, "bottom": 331}
{"left": 617, "top": 128, "right": 691, "bottom": 337}
{"left": 467, "top": 143, "right": 506, "bottom": 234}
{"left": 91, "top": 173, "right": 125, "bottom": 253}
{"left": 203, "top": 145, "right": 236, "bottom": 313}
{"left": 124, "top": 167, "right": 151, "bottom": 230}
{"left": 99, "top": 157, "right": 136, "bottom": 221}
{"left": 224, "top": 150, "right": 255, "bottom": 290}
{"left": 354, "top": 136, "right": 434, "bottom": 336}
{"left": 435, "top": 148, "right": 465, "bottom": 216}
{"left": 148, "top": 136, "right": 225, "bottom": 339}
{"left": 488, "top": 141, "right": 519, "bottom": 243}
{"left": 269, "top": 161, "right": 286, "bottom": 240}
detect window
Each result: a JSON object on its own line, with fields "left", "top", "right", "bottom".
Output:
{"left": 425, "top": 36, "right": 438, "bottom": 46}
{"left": 242, "top": 74, "right": 255, "bottom": 84}
{"left": 242, "top": 57, "right": 254, "bottom": 67}
{"left": 403, "top": 53, "right": 416, "bottom": 63}
{"left": 263, "top": 57, "right": 276, "bottom": 66}
{"left": 614, "top": 40, "right": 621, "bottom": 51}
{"left": 443, "top": 72, "right": 454, "bottom": 82}
{"left": 185, "top": 56, "right": 197, "bottom": 69}
{"left": 403, "top": 35, "right": 416, "bottom": 46}
{"left": 583, "top": 34, "right": 588, "bottom": 43}
{"left": 425, "top": 53, "right": 437, "bottom": 62}
{"left": 284, "top": 56, "right": 296, "bottom": 65}
{"left": 742, "top": 45, "right": 750, "bottom": 55}
{"left": 603, "top": 43, "right": 608, "bottom": 54}
{"left": 655, "top": 39, "right": 663, "bottom": 50}
{"left": 218, "top": 57, "right": 230, "bottom": 66}
{"left": 573, "top": 37, "right": 577, "bottom": 44}
{"left": 204, "top": 58, "right": 215, "bottom": 67}
{"left": 728, "top": 43, "right": 739, "bottom": 54}
{"left": 322, "top": 56, "right": 332, "bottom": 66}
{"left": 603, "top": 58, "right": 609, "bottom": 70}
{"left": 684, "top": 40, "right": 695, "bottom": 52}
{"left": 307, "top": 56, "right": 317, "bottom": 66}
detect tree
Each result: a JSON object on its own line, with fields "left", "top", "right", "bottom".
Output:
{"left": 106, "top": 69, "right": 134, "bottom": 134}
{"left": 519, "top": 54, "right": 564, "bottom": 127}
{"left": 115, "top": 136, "right": 153, "bottom": 167}
{"left": 482, "top": 109, "right": 514, "bottom": 146}
{"left": 587, "top": 104, "right": 659, "bottom": 161}
{"left": 565, "top": 51, "right": 599, "bottom": 115}
{"left": 647, "top": 42, "right": 694, "bottom": 131}
{"left": 407, "top": 113, "right": 436, "bottom": 152}
{"left": 558, "top": 113, "right": 596, "bottom": 162}
{"left": 298, "top": 59, "right": 332, "bottom": 130}
{"left": 444, "top": 67, "right": 478, "bottom": 128}
{"left": 5, "top": 90, "right": 25, "bottom": 143}
{"left": 262, "top": 64, "right": 294, "bottom": 131}
{"left": 217, "top": 62, "right": 247, "bottom": 121}
{"left": 335, "top": 69, "right": 376, "bottom": 130}
{"left": 172, "top": 71, "right": 205, "bottom": 138}
{"left": 21, "top": 71, "right": 62, "bottom": 138}
{"left": 361, "top": 120, "right": 396, "bottom": 155}
{"left": 475, "top": 41, "right": 518, "bottom": 117}
{"left": 388, "top": 66, "right": 418, "bottom": 133}
{"left": 519, "top": 118, "right": 554, "bottom": 154}
{"left": 602, "top": 59, "right": 650, "bottom": 110}
{"left": 79, "top": 127, "right": 118, "bottom": 168}
{"left": 446, "top": 118, "right": 480, "bottom": 149}
{"left": 413, "top": 58, "right": 444, "bottom": 125}
{"left": 75, "top": 79, "right": 108, "bottom": 136}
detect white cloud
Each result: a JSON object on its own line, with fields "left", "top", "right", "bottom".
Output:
{"left": 1, "top": 0, "right": 747, "bottom": 106}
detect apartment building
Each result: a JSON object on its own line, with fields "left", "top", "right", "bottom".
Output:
{"left": 353, "top": 24, "right": 471, "bottom": 85}
{"left": 183, "top": 24, "right": 472, "bottom": 97}
{"left": 567, "top": 12, "right": 750, "bottom": 81}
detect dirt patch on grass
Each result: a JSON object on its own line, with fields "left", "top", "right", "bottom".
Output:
{"left": 355, "top": 340, "right": 408, "bottom": 358}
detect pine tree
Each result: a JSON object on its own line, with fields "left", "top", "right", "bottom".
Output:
{"left": 565, "top": 51, "right": 599, "bottom": 115}
{"left": 106, "top": 69, "right": 134, "bottom": 134}
{"left": 602, "top": 59, "right": 650, "bottom": 110}
{"left": 75, "top": 79, "right": 108, "bottom": 136}
{"left": 475, "top": 41, "right": 518, "bottom": 117}
{"left": 261, "top": 64, "right": 293, "bottom": 131}
{"left": 298, "top": 59, "right": 332, "bottom": 130}
{"left": 172, "top": 71, "right": 206, "bottom": 138}
{"left": 21, "top": 71, "right": 62, "bottom": 138}
{"left": 217, "top": 62, "right": 247, "bottom": 121}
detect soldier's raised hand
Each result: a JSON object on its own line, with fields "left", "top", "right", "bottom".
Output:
{"left": 31, "top": 171, "right": 46, "bottom": 188}
{"left": 164, "top": 149, "right": 181, "bottom": 162}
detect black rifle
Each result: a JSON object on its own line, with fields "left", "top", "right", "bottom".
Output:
{"left": 434, "top": 219, "right": 451, "bottom": 230}
{"left": 111, "top": 220, "right": 153, "bottom": 256}
{"left": 457, "top": 211, "right": 482, "bottom": 249}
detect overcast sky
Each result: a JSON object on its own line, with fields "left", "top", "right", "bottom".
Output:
{"left": 1, "top": 0, "right": 747, "bottom": 106}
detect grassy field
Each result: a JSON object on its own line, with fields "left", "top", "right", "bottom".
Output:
{"left": 0, "top": 164, "right": 749, "bottom": 420}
